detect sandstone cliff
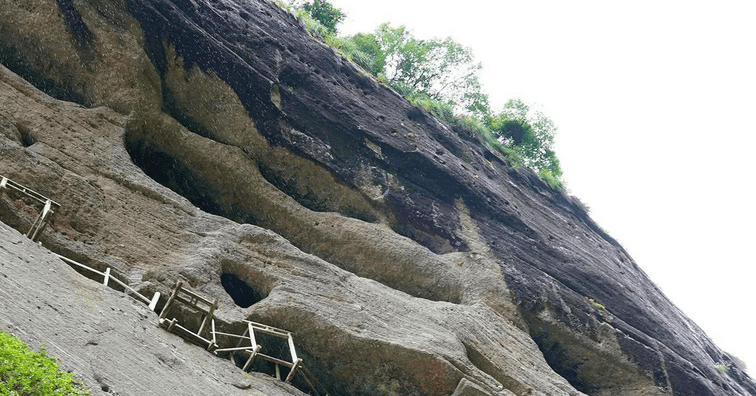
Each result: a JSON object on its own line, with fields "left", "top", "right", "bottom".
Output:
{"left": 0, "top": 0, "right": 753, "bottom": 395}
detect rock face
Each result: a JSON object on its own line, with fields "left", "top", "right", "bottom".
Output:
{"left": 0, "top": 0, "right": 753, "bottom": 395}
{"left": 0, "top": 223, "right": 303, "bottom": 396}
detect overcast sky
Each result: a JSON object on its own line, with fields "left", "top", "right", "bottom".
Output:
{"left": 327, "top": 0, "right": 756, "bottom": 372}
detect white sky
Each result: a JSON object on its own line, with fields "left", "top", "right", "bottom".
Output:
{"left": 328, "top": 0, "right": 756, "bottom": 372}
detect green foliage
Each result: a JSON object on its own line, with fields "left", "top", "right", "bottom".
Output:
{"left": 295, "top": 8, "right": 331, "bottom": 39}
{"left": 373, "top": 23, "right": 488, "bottom": 116}
{"left": 453, "top": 116, "right": 488, "bottom": 138}
{"left": 539, "top": 169, "right": 563, "bottom": 190}
{"left": 340, "top": 33, "right": 386, "bottom": 75}
{"left": 487, "top": 99, "right": 563, "bottom": 185}
{"left": 300, "top": 0, "right": 345, "bottom": 35}
{"left": 274, "top": 0, "right": 293, "bottom": 11}
{"left": 0, "top": 330, "right": 90, "bottom": 395}
{"left": 587, "top": 297, "right": 606, "bottom": 310}
{"left": 407, "top": 93, "right": 455, "bottom": 124}
{"left": 715, "top": 364, "right": 730, "bottom": 374}
{"left": 478, "top": 127, "right": 523, "bottom": 166}
{"left": 274, "top": 3, "right": 564, "bottom": 189}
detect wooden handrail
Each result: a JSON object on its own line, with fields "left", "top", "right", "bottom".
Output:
{"left": 52, "top": 253, "right": 155, "bottom": 306}
{"left": 0, "top": 175, "right": 60, "bottom": 207}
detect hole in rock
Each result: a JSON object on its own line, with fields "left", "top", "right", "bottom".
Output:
{"left": 16, "top": 124, "right": 37, "bottom": 147}
{"left": 221, "top": 273, "right": 265, "bottom": 308}
{"left": 125, "top": 137, "right": 255, "bottom": 224}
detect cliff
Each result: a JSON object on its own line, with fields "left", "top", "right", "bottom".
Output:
{"left": 0, "top": 0, "right": 753, "bottom": 395}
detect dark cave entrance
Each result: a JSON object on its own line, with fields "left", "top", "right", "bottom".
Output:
{"left": 220, "top": 273, "right": 265, "bottom": 308}
{"left": 531, "top": 332, "right": 590, "bottom": 393}
{"left": 126, "top": 138, "right": 223, "bottom": 216}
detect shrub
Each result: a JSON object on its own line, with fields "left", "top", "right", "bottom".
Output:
{"left": 295, "top": 8, "right": 330, "bottom": 39}
{"left": 0, "top": 330, "right": 90, "bottom": 395}
{"left": 351, "top": 51, "right": 377, "bottom": 73}
{"left": 453, "top": 116, "right": 487, "bottom": 137}
{"left": 407, "top": 93, "right": 455, "bottom": 124}
{"left": 302, "top": 0, "right": 345, "bottom": 35}
{"left": 539, "top": 169, "right": 564, "bottom": 190}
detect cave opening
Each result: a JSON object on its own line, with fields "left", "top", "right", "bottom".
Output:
{"left": 220, "top": 273, "right": 265, "bottom": 308}
{"left": 126, "top": 138, "right": 222, "bottom": 215}
{"left": 16, "top": 124, "right": 37, "bottom": 147}
{"left": 531, "top": 331, "right": 591, "bottom": 394}
{"left": 125, "top": 136, "right": 256, "bottom": 225}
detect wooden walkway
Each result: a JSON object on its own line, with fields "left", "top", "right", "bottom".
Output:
{"left": 1, "top": 175, "right": 328, "bottom": 395}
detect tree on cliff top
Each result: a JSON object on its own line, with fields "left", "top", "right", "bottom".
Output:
{"left": 296, "top": 0, "right": 345, "bottom": 35}
{"left": 341, "top": 23, "right": 488, "bottom": 117}
{"left": 487, "top": 99, "right": 563, "bottom": 187}
{"left": 284, "top": 1, "right": 564, "bottom": 189}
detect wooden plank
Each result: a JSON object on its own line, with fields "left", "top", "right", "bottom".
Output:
{"left": 170, "top": 322, "right": 212, "bottom": 346}
{"left": 285, "top": 358, "right": 302, "bottom": 383}
{"left": 288, "top": 333, "right": 298, "bottom": 363}
{"left": 212, "top": 331, "right": 251, "bottom": 340}
{"left": 302, "top": 365, "right": 329, "bottom": 396}
{"left": 26, "top": 210, "right": 45, "bottom": 239}
{"left": 178, "top": 287, "right": 215, "bottom": 306}
{"left": 0, "top": 176, "right": 60, "bottom": 207}
{"left": 242, "top": 345, "right": 262, "bottom": 371}
{"left": 211, "top": 319, "right": 217, "bottom": 346}
{"left": 245, "top": 320, "right": 292, "bottom": 336}
{"left": 159, "top": 281, "right": 182, "bottom": 320}
{"left": 149, "top": 292, "right": 161, "bottom": 311}
{"left": 53, "top": 254, "right": 105, "bottom": 276}
{"left": 174, "top": 295, "right": 212, "bottom": 309}
{"left": 108, "top": 276, "right": 151, "bottom": 305}
{"left": 248, "top": 325, "right": 291, "bottom": 339}
{"left": 299, "top": 365, "right": 322, "bottom": 396}
{"left": 198, "top": 299, "right": 217, "bottom": 336}
{"left": 28, "top": 200, "right": 52, "bottom": 241}
{"left": 249, "top": 322, "right": 257, "bottom": 349}
{"left": 256, "top": 354, "right": 294, "bottom": 368}
{"left": 214, "top": 346, "right": 256, "bottom": 353}
{"left": 233, "top": 327, "right": 250, "bottom": 349}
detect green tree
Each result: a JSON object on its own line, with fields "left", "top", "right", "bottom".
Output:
{"left": 300, "top": 0, "right": 345, "bottom": 35}
{"left": 373, "top": 23, "right": 489, "bottom": 116}
{"left": 341, "top": 32, "right": 386, "bottom": 75}
{"left": 488, "top": 99, "right": 563, "bottom": 187}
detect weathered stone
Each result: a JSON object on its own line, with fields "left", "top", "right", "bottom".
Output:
{"left": 0, "top": 222, "right": 303, "bottom": 396}
{"left": 0, "top": 0, "right": 754, "bottom": 395}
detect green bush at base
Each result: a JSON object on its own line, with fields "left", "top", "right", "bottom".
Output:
{"left": 0, "top": 330, "right": 90, "bottom": 395}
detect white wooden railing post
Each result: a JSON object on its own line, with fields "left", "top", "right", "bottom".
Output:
{"left": 149, "top": 292, "right": 161, "bottom": 311}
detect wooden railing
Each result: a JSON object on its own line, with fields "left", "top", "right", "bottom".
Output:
{"left": 0, "top": 175, "right": 60, "bottom": 241}
{"left": 2, "top": 174, "right": 327, "bottom": 394}
{"left": 53, "top": 253, "right": 161, "bottom": 311}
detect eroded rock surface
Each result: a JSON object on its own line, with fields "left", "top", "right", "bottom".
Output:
{"left": 0, "top": 0, "right": 753, "bottom": 395}
{"left": 0, "top": 222, "right": 303, "bottom": 396}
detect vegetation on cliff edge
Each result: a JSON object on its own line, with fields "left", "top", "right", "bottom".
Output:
{"left": 279, "top": 0, "right": 563, "bottom": 189}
